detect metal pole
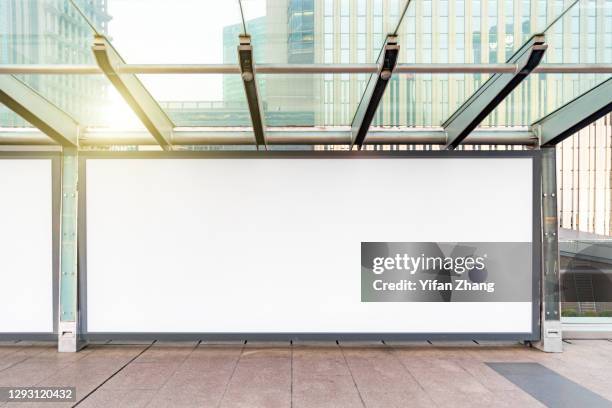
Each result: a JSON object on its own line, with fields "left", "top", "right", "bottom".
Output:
{"left": 536, "top": 147, "right": 563, "bottom": 352}
{"left": 0, "top": 126, "right": 538, "bottom": 146}
{"left": 58, "top": 147, "right": 82, "bottom": 352}
{"left": 1, "top": 63, "right": 612, "bottom": 75}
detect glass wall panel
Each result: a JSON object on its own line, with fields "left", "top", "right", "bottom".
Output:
{"left": 0, "top": 0, "right": 146, "bottom": 132}
{"left": 258, "top": 73, "right": 360, "bottom": 127}
{"left": 241, "top": 0, "right": 407, "bottom": 64}
{"left": 371, "top": 73, "right": 491, "bottom": 127}
{"left": 0, "top": 0, "right": 102, "bottom": 66}
{"left": 560, "top": 230, "right": 612, "bottom": 323}
{"left": 0, "top": 103, "right": 29, "bottom": 128}
{"left": 395, "top": 0, "right": 578, "bottom": 64}
{"left": 483, "top": 0, "right": 612, "bottom": 126}
{"left": 138, "top": 74, "right": 250, "bottom": 127}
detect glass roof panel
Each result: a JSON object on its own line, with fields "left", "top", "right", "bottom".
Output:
{"left": 258, "top": 73, "right": 362, "bottom": 127}
{"left": 0, "top": 0, "right": 147, "bottom": 132}
{"left": 102, "top": 0, "right": 243, "bottom": 64}
{"left": 138, "top": 74, "right": 251, "bottom": 127}
{"left": 0, "top": 0, "right": 100, "bottom": 65}
{"left": 369, "top": 73, "right": 493, "bottom": 127}
{"left": 12, "top": 74, "right": 145, "bottom": 130}
{"left": 241, "top": 0, "right": 408, "bottom": 64}
{"left": 481, "top": 73, "right": 610, "bottom": 126}
{"left": 483, "top": 0, "right": 612, "bottom": 126}
{"left": 396, "top": 0, "right": 578, "bottom": 64}
{"left": 0, "top": 104, "right": 29, "bottom": 127}
{"left": 0, "top": 0, "right": 609, "bottom": 135}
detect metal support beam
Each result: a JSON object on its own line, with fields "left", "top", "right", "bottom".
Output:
{"left": 350, "top": 36, "right": 399, "bottom": 149}
{"left": 0, "top": 75, "right": 79, "bottom": 146}
{"left": 533, "top": 78, "right": 612, "bottom": 147}
{"left": 1, "top": 63, "right": 612, "bottom": 75}
{"left": 58, "top": 147, "right": 83, "bottom": 352}
{"left": 442, "top": 35, "right": 547, "bottom": 149}
{"left": 0, "top": 126, "right": 538, "bottom": 146}
{"left": 535, "top": 147, "right": 563, "bottom": 352}
{"left": 92, "top": 35, "right": 173, "bottom": 150}
{"left": 238, "top": 35, "right": 266, "bottom": 150}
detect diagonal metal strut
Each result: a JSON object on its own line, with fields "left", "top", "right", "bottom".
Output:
{"left": 238, "top": 34, "right": 267, "bottom": 150}
{"left": 533, "top": 78, "right": 612, "bottom": 147}
{"left": 0, "top": 75, "right": 79, "bottom": 146}
{"left": 350, "top": 35, "right": 400, "bottom": 150}
{"left": 442, "top": 34, "right": 547, "bottom": 150}
{"left": 92, "top": 35, "right": 173, "bottom": 150}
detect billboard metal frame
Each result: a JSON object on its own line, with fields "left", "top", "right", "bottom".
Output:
{"left": 0, "top": 152, "right": 60, "bottom": 341}
{"left": 76, "top": 150, "right": 542, "bottom": 342}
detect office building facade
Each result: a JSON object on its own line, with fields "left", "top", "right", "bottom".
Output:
{"left": 0, "top": 0, "right": 110, "bottom": 126}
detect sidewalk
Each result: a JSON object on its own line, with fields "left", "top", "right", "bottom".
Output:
{"left": 0, "top": 340, "right": 611, "bottom": 407}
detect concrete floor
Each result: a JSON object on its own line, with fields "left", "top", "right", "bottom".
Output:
{"left": 0, "top": 340, "right": 611, "bottom": 407}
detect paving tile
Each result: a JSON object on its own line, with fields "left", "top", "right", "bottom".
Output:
{"left": 107, "top": 340, "right": 155, "bottom": 346}
{"left": 455, "top": 358, "right": 521, "bottom": 392}
{"left": 383, "top": 341, "right": 431, "bottom": 347}
{"left": 146, "top": 345, "right": 243, "bottom": 407}
{"left": 340, "top": 346, "right": 436, "bottom": 408}
{"left": 0, "top": 347, "right": 48, "bottom": 372}
{"left": 534, "top": 358, "right": 612, "bottom": 401}
{"left": 488, "top": 362, "right": 612, "bottom": 408}
{"left": 0, "top": 361, "right": 68, "bottom": 387}
{"left": 102, "top": 362, "right": 181, "bottom": 390}
{"left": 153, "top": 341, "right": 200, "bottom": 347}
{"left": 391, "top": 353, "right": 499, "bottom": 408}
{"left": 219, "top": 346, "right": 291, "bottom": 408}
{"left": 134, "top": 344, "right": 197, "bottom": 364}
{"left": 464, "top": 346, "right": 536, "bottom": 363}
{"left": 292, "top": 344, "right": 364, "bottom": 408}
{"left": 291, "top": 341, "right": 337, "bottom": 347}
{"left": 0, "top": 345, "right": 22, "bottom": 358}
{"left": 201, "top": 340, "right": 245, "bottom": 346}
{"left": 244, "top": 341, "right": 290, "bottom": 348}
{"left": 0, "top": 340, "right": 609, "bottom": 407}
{"left": 490, "top": 389, "right": 547, "bottom": 408}
{"left": 337, "top": 341, "right": 385, "bottom": 348}
{"left": 76, "top": 389, "right": 157, "bottom": 408}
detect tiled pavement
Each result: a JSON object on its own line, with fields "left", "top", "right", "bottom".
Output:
{"left": 0, "top": 339, "right": 610, "bottom": 407}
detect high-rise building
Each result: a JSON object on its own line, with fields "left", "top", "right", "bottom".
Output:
{"left": 0, "top": 0, "right": 111, "bottom": 126}
{"left": 288, "top": 0, "right": 315, "bottom": 63}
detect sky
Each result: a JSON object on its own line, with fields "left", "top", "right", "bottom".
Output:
{"left": 106, "top": 0, "right": 266, "bottom": 101}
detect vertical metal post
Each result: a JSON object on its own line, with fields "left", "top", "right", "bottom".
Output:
{"left": 536, "top": 147, "right": 563, "bottom": 352}
{"left": 58, "top": 147, "right": 82, "bottom": 352}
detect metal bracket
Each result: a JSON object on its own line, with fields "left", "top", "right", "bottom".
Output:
{"left": 238, "top": 35, "right": 267, "bottom": 150}
{"left": 442, "top": 34, "right": 547, "bottom": 149}
{"left": 350, "top": 35, "right": 399, "bottom": 150}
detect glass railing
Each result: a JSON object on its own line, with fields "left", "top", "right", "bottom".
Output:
{"left": 560, "top": 229, "right": 612, "bottom": 323}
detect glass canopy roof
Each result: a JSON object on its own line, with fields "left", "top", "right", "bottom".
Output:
{"left": 0, "top": 0, "right": 610, "bottom": 148}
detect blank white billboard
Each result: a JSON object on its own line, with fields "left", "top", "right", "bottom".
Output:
{"left": 0, "top": 159, "right": 54, "bottom": 333}
{"left": 85, "top": 155, "right": 536, "bottom": 336}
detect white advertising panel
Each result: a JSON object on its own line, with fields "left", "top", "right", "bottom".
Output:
{"left": 85, "top": 153, "right": 538, "bottom": 337}
{"left": 0, "top": 159, "right": 54, "bottom": 333}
